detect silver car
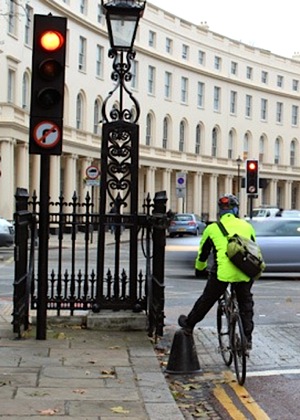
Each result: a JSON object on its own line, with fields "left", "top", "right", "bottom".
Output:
{"left": 168, "top": 213, "right": 206, "bottom": 238}
{"left": 250, "top": 218, "right": 300, "bottom": 275}
{"left": 0, "top": 217, "right": 14, "bottom": 247}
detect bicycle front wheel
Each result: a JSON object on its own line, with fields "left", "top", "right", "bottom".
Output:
{"left": 232, "top": 314, "right": 247, "bottom": 385}
{"left": 217, "top": 303, "right": 232, "bottom": 366}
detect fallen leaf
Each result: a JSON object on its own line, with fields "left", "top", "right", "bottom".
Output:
{"left": 108, "top": 346, "right": 120, "bottom": 349}
{"left": 73, "top": 389, "right": 86, "bottom": 394}
{"left": 37, "top": 408, "right": 59, "bottom": 415}
{"left": 111, "top": 406, "right": 130, "bottom": 414}
{"left": 101, "top": 369, "right": 115, "bottom": 375}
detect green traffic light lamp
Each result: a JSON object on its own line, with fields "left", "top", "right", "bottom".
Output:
{"left": 101, "top": 0, "right": 146, "bottom": 51}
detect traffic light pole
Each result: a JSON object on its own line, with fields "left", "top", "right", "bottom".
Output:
{"left": 36, "top": 155, "right": 50, "bottom": 339}
{"left": 249, "top": 194, "right": 254, "bottom": 219}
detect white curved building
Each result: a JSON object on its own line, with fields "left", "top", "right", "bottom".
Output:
{"left": 1, "top": 0, "right": 300, "bottom": 221}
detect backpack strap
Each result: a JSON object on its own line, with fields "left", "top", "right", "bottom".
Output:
{"left": 217, "top": 221, "right": 229, "bottom": 237}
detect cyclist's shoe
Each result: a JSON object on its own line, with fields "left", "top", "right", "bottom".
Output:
{"left": 245, "top": 338, "right": 252, "bottom": 356}
{"left": 178, "top": 314, "right": 193, "bottom": 335}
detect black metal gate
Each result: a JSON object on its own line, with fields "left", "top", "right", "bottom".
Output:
{"left": 13, "top": 187, "right": 169, "bottom": 339}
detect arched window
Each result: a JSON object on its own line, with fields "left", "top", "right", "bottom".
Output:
{"left": 76, "top": 93, "right": 84, "bottom": 130}
{"left": 22, "top": 72, "right": 30, "bottom": 109}
{"left": 195, "top": 124, "right": 201, "bottom": 154}
{"left": 93, "top": 99, "right": 101, "bottom": 134}
{"left": 243, "top": 133, "right": 249, "bottom": 159}
{"left": 146, "top": 113, "right": 152, "bottom": 145}
{"left": 179, "top": 121, "right": 185, "bottom": 152}
{"left": 163, "top": 117, "right": 168, "bottom": 149}
{"left": 259, "top": 135, "right": 265, "bottom": 162}
{"left": 290, "top": 139, "right": 296, "bottom": 166}
{"left": 228, "top": 130, "right": 233, "bottom": 159}
{"left": 274, "top": 137, "right": 280, "bottom": 164}
{"left": 212, "top": 127, "right": 217, "bottom": 157}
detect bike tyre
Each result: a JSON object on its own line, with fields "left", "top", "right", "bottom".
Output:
{"left": 232, "top": 314, "right": 247, "bottom": 385}
{"left": 217, "top": 303, "right": 232, "bottom": 366}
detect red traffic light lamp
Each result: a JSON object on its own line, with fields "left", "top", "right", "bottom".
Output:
{"left": 246, "top": 159, "right": 259, "bottom": 194}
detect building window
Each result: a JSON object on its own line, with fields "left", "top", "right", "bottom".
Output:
{"left": 148, "top": 66, "right": 155, "bottom": 94}
{"left": 179, "top": 121, "right": 185, "bottom": 152}
{"left": 274, "top": 137, "right": 280, "bottom": 164}
{"left": 230, "top": 91, "right": 237, "bottom": 114}
{"left": 166, "top": 37, "right": 172, "bottom": 53}
{"left": 276, "top": 102, "right": 283, "bottom": 123}
{"left": 131, "top": 60, "right": 138, "bottom": 89}
{"left": 261, "top": 98, "right": 267, "bottom": 120}
{"left": 76, "top": 93, "right": 83, "bottom": 129}
{"left": 164, "top": 72, "right": 172, "bottom": 99}
{"left": 212, "top": 128, "right": 217, "bottom": 157}
{"left": 245, "top": 95, "right": 252, "bottom": 118}
{"left": 148, "top": 30, "right": 156, "bottom": 47}
{"left": 231, "top": 61, "right": 238, "bottom": 75}
{"left": 198, "top": 50, "right": 205, "bottom": 65}
{"left": 96, "top": 45, "right": 103, "bottom": 77}
{"left": 197, "top": 82, "right": 204, "bottom": 108}
{"left": 261, "top": 71, "right": 268, "bottom": 84}
{"left": 277, "top": 75, "right": 284, "bottom": 88}
{"left": 292, "top": 79, "right": 299, "bottom": 92}
{"left": 163, "top": 117, "right": 168, "bottom": 149}
{"left": 146, "top": 113, "right": 152, "bottom": 146}
{"left": 181, "top": 77, "right": 188, "bottom": 103}
{"left": 259, "top": 135, "right": 265, "bottom": 162}
{"left": 290, "top": 140, "right": 296, "bottom": 166}
{"left": 182, "top": 44, "right": 189, "bottom": 60}
{"left": 22, "top": 72, "right": 30, "bottom": 109}
{"left": 97, "top": 3, "right": 103, "bottom": 23}
{"left": 80, "top": 0, "right": 87, "bottom": 14}
{"left": 7, "top": 69, "right": 15, "bottom": 103}
{"left": 93, "top": 99, "right": 101, "bottom": 134}
{"left": 214, "top": 86, "right": 220, "bottom": 111}
{"left": 243, "top": 133, "right": 249, "bottom": 158}
{"left": 24, "top": 5, "right": 33, "bottom": 45}
{"left": 79, "top": 36, "right": 87, "bottom": 71}
{"left": 214, "top": 56, "right": 221, "bottom": 70}
{"left": 292, "top": 105, "right": 298, "bottom": 125}
{"left": 246, "top": 66, "right": 253, "bottom": 80}
{"left": 8, "top": 0, "right": 17, "bottom": 35}
{"left": 228, "top": 130, "right": 233, "bottom": 159}
{"left": 195, "top": 124, "right": 201, "bottom": 155}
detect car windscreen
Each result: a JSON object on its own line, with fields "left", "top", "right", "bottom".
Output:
{"left": 174, "top": 215, "right": 192, "bottom": 221}
{"left": 250, "top": 220, "right": 300, "bottom": 236}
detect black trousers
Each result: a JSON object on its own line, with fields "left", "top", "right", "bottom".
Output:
{"left": 186, "top": 274, "right": 254, "bottom": 340}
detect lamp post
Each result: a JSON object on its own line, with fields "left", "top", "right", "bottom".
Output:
{"left": 236, "top": 156, "right": 243, "bottom": 200}
{"left": 93, "top": 1, "right": 146, "bottom": 313}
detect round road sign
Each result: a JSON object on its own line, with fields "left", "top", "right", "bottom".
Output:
{"left": 86, "top": 165, "right": 100, "bottom": 179}
{"left": 33, "top": 121, "right": 61, "bottom": 148}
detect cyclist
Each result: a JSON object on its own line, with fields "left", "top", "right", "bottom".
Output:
{"left": 178, "top": 193, "right": 256, "bottom": 350}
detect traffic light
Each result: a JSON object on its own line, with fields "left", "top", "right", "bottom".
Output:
{"left": 246, "top": 159, "right": 259, "bottom": 194}
{"left": 29, "top": 14, "right": 67, "bottom": 155}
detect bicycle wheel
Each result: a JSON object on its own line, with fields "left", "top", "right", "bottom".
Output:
{"left": 232, "top": 314, "right": 247, "bottom": 385}
{"left": 217, "top": 302, "right": 232, "bottom": 366}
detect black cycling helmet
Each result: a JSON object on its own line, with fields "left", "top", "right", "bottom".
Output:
{"left": 218, "top": 193, "right": 239, "bottom": 210}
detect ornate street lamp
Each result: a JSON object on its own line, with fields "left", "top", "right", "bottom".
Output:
{"left": 94, "top": 1, "right": 146, "bottom": 313}
{"left": 236, "top": 156, "right": 243, "bottom": 199}
{"left": 101, "top": 0, "right": 145, "bottom": 51}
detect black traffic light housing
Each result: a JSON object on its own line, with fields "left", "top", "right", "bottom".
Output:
{"left": 29, "top": 14, "right": 67, "bottom": 155}
{"left": 246, "top": 159, "right": 259, "bottom": 194}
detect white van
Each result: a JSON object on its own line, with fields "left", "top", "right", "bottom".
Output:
{"left": 251, "top": 207, "right": 279, "bottom": 218}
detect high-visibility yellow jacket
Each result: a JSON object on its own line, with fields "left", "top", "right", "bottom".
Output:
{"left": 195, "top": 213, "right": 256, "bottom": 282}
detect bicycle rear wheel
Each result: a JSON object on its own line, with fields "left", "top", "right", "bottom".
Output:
{"left": 217, "top": 302, "right": 232, "bottom": 366}
{"left": 232, "top": 314, "right": 247, "bottom": 385}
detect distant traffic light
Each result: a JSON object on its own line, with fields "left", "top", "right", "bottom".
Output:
{"left": 246, "top": 159, "right": 259, "bottom": 194}
{"left": 29, "top": 14, "right": 67, "bottom": 155}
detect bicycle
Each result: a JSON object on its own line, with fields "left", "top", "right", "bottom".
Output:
{"left": 217, "top": 283, "right": 247, "bottom": 385}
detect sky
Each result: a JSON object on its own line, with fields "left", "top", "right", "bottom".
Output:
{"left": 148, "top": 0, "right": 300, "bottom": 59}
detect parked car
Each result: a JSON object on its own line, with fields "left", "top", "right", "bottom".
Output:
{"left": 250, "top": 207, "right": 279, "bottom": 218}
{"left": 281, "top": 210, "right": 300, "bottom": 218}
{"left": 168, "top": 213, "right": 206, "bottom": 237}
{"left": 0, "top": 217, "right": 14, "bottom": 247}
{"left": 249, "top": 218, "right": 300, "bottom": 275}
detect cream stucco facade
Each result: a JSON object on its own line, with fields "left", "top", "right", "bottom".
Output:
{"left": 1, "top": 0, "right": 300, "bottom": 221}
